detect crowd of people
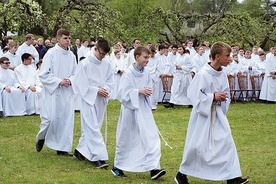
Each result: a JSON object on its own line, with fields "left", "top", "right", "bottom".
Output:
{"left": 1, "top": 28, "right": 276, "bottom": 184}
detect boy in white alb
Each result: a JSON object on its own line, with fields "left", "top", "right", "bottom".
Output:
{"left": 112, "top": 46, "right": 166, "bottom": 180}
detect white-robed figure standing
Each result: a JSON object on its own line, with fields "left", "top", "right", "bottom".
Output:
{"left": 0, "top": 57, "right": 26, "bottom": 117}
{"left": 259, "top": 53, "right": 276, "bottom": 102}
{"left": 35, "top": 29, "right": 77, "bottom": 156}
{"left": 14, "top": 53, "right": 43, "bottom": 115}
{"left": 174, "top": 42, "right": 248, "bottom": 184}
{"left": 111, "top": 46, "right": 166, "bottom": 180}
{"left": 72, "top": 38, "right": 113, "bottom": 168}
{"left": 166, "top": 45, "right": 193, "bottom": 108}
{"left": 145, "top": 46, "right": 160, "bottom": 110}
{"left": 109, "top": 50, "right": 127, "bottom": 100}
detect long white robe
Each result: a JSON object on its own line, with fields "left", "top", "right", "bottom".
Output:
{"left": 192, "top": 53, "right": 207, "bottom": 74}
{"left": 36, "top": 45, "right": 77, "bottom": 152}
{"left": 72, "top": 53, "right": 113, "bottom": 161}
{"left": 0, "top": 67, "right": 26, "bottom": 116}
{"left": 170, "top": 54, "right": 193, "bottom": 105}
{"left": 156, "top": 53, "right": 169, "bottom": 102}
{"left": 114, "top": 64, "right": 161, "bottom": 172}
{"left": 260, "top": 55, "right": 276, "bottom": 101}
{"left": 109, "top": 57, "right": 127, "bottom": 100}
{"left": 17, "top": 42, "right": 39, "bottom": 69}
{"left": 14, "top": 64, "right": 42, "bottom": 114}
{"left": 179, "top": 63, "right": 242, "bottom": 180}
{"left": 145, "top": 56, "right": 160, "bottom": 109}
{"left": 77, "top": 46, "right": 90, "bottom": 61}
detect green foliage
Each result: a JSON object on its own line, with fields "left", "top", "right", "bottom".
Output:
{"left": 0, "top": 101, "right": 275, "bottom": 183}
{"left": 0, "top": 0, "right": 43, "bottom": 37}
{"left": 0, "top": 0, "right": 275, "bottom": 48}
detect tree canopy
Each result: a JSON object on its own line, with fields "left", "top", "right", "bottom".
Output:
{"left": 0, "top": 0, "right": 275, "bottom": 49}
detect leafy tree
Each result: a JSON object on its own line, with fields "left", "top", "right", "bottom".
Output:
{"left": 0, "top": 0, "right": 43, "bottom": 39}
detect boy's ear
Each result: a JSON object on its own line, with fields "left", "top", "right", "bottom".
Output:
{"left": 215, "top": 54, "right": 220, "bottom": 60}
{"left": 135, "top": 55, "right": 139, "bottom": 61}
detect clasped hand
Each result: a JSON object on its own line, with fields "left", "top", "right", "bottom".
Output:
{"left": 60, "top": 78, "right": 71, "bottom": 87}
{"left": 98, "top": 88, "right": 109, "bottom": 98}
{"left": 139, "top": 87, "right": 152, "bottom": 96}
{"left": 214, "top": 92, "right": 228, "bottom": 101}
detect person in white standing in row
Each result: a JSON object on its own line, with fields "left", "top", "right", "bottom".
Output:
{"left": 35, "top": 29, "right": 77, "bottom": 156}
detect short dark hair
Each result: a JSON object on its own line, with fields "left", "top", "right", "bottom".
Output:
{"left": 172, "top": 44, "right": 178, "bottom": 49}
{"left": 96, "top": 38, "right": 110, "bottom": 53}
{"left": 0, "top": 57, "right": 9, "bottom": 64}
{"left": 158, "top": 44, "right": 165, "bottom": 51}
{"left": 56, "top": 29, "right": 70, "bottom": 38}
{"left": 21, "top": 53, "right": 32, "bottom": 62}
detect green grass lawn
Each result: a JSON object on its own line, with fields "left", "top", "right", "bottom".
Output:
{"left": 0, "top": 101, "right": 275, "bottom": 184}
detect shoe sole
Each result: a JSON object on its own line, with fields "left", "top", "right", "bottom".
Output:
{"left": 241, "top": 179, "right": 249, "bottom": 184}
{"left": 111, "top": 169, "right": 126, "bottom": 177}
{"left": 174, "top": 177, "right": 179, "bottom": 184}
{"left": 174, "top": 177, "right": 189, "bottom": 184}
{"left": 151, "top": 170, "right": 166, "bottom": 180}
{"left": 96, "top": 163, "right": 108, "bottom": 169}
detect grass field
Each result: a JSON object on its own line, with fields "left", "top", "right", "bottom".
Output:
{"left": 0, "top": 101, "right": 275, "bottom": 184}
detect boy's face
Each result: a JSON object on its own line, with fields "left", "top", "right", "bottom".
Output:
{"left": 58, "top": 35, "right": 70, "bottom": 49}
{"left": 178, "top": 47, "right": 184, "bottom": 55}
{"left": 150, "top": 52, "right": 155, "bottom": 58}
{"left": 198, "top": 47, "right": 204, "bottom": 55}
{"left": 1, "top": 60, "right": 10, "bottom": 69}
{"left": 217, "top": 50, "right": 231, "bottom": 67}
{"left": 23, "top": 56, "right": 33, "bottom": 65}
{"left": 259, "top": 55, "right": 265, "bottom": 61}
{"left": 233, "top": 55, "right": 238, "bottom": 61}
{"left": 94, "top": 47, "right": 107, "bottom": 61}
{"left": 136, "top": 52, "right": 149, "bottom": 68}
{"left": 115, "top": 52, "right": 121, "bottom": 59}
{"left": 10, "top": 46, "right": 17, "bottom": 53}
{"left": 159, "top": 49, "right": 165, "bottom": 55}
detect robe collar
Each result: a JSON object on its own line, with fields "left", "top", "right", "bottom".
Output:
{"left": 88, "top": 53, "right": 102, "bottom": 65}
{"left": 55, "top": 44, "right": 70, "bottom": 55}
{"left": 6, "top": 51, "right": 16, "bottom": 57}
{"left": 129, "top": 63, "right": 144, "bottom": 78}
{"left": 204, "top": 62, "right": 223, "bottom": 76}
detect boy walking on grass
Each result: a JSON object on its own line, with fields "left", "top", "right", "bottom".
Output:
{"left": 174, "top": 42, "right": 249, "bottom": 184}
{"left": 111, "top": 46, "right": 166, "bottom": 180}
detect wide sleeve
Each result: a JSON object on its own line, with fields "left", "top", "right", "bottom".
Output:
{"left": 38, "top": 50, "right": 62, "bottom": 94}
{"left": 14, "top": 67, "right": 30, "bottom": 89}
{"left": 187, "top": 73, "right": 213, "bottom": 117}
{"left": 117, "top": 73, "right": 139, "bottom": 110}
{"left": 71, "top": 63, "right": 99, "bottom": 106}
{"left": 104, "top": 63, "right": 114, "bottom": 95}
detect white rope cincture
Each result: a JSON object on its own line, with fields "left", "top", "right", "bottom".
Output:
{"left": 104, "top": 108, "right": 108, "bottom": 144}
{"left": 210, "top": 103, "right": 216, "bottom": 157}
{"left": 158, "top": 130, "right": 173, "bottom": 149}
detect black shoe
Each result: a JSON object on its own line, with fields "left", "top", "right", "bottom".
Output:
{"left": 56, "top": 151, "right": 73, "bottom": 157}
{"left": 91, "top": 160, "right": 108, "bottom": 169}
{"left": 150, "top": 169, "right": 166, "bottom": 180}
{"left": 36, "top": 139, "right": 45, "bottom": 152}
{"left": 174, "top": 172, "right": 189, "bottom": 184}
{"left": 187, "top": 105, "right": 193, "bottom": 108}
{"left": 227, "top": 177, "right": 249, "bottom": 184}
{"left": 164, "top": 103, "right": 174, "bottom": 108}
{"left": 111, "top": 167, "right": 127, "bottom": 178}
{"left": 73, "top": 149, "right": 85, "bottom": 161}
